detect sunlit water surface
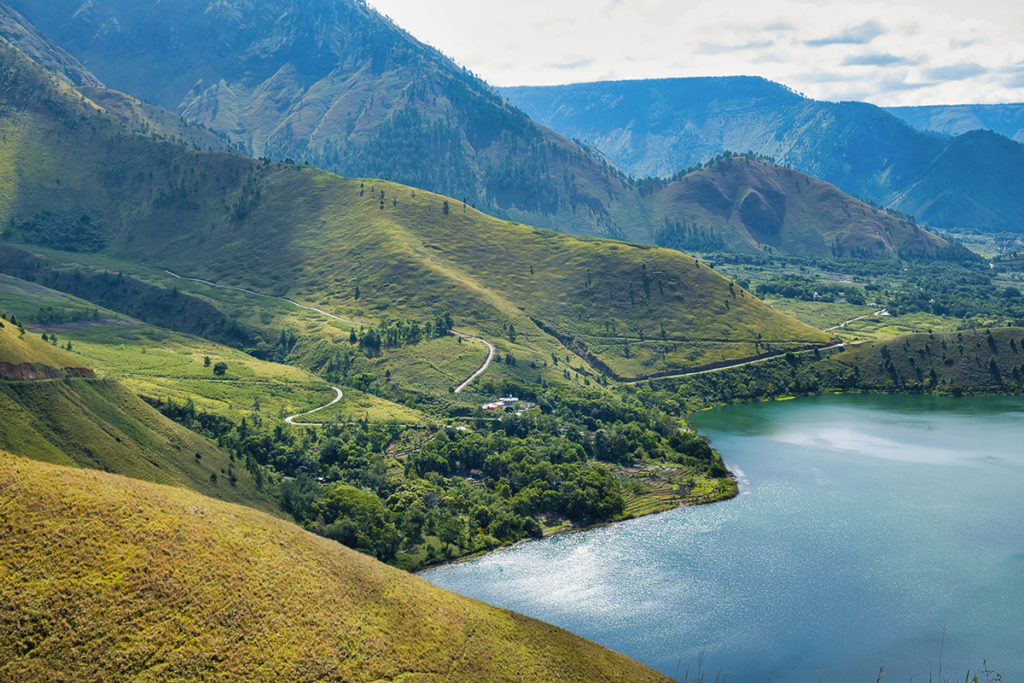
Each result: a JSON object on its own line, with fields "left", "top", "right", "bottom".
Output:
{"left": 421, "top": 394, "right": 1024, "bottom": 681}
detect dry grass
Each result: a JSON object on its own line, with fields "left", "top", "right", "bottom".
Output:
{"left": 0, "top": 452, "right": 667, "bottom": 682}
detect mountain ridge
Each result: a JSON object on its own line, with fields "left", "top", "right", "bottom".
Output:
{"left": 501, "top": 76, "right": 1024, "bottom": 233}
{"left": 2, "top": 0, "right": 963, "bottom": 252}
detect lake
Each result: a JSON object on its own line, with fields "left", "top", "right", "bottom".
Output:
{"left": 421, "top": 394, "right": 1024, "bottom": 681}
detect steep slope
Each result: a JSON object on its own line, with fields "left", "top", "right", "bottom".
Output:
{"left": 5, "top": 0, "right": 633, "bottom": 238}
{"left": 3, "top": 0, "right": 964, "bottom": 251}
{"left": 0, "top": 45, "right": 831, "bottom": 379}
{"left": 0, "top": 2, "right": 232, "bottom": 153}
{"left": 502, "top": 77, "right": 1024, "bottom": 233}
{"left": 886, "top": 103, "right": 1024, "bottom": 143}
{"left": 892, "top": 130, "right": 1024, "bottom": 232}
{"left": 643, "top": 156, "right": 956, "bottom": 259}
{"left": 0, "top": 452, "right": 668, "bottom": 681}
{"left": 0, "top": 0, "right": 97, "bottom": 87}
{"left": 0, "top": 319, "right": 276, "bottom": 511}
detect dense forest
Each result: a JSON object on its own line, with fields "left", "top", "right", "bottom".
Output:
{"left": 148, "top": 380, "right": 733, "bottom": 569}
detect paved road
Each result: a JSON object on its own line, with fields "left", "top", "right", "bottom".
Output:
{"left": 450, "top": 331, "right": 496, "bottom": 394}
{"left": 284, "top": 386, "right": 344, "bottom": 426}
{"left": 626, "top": 342, "right": 846, "bottom": 384}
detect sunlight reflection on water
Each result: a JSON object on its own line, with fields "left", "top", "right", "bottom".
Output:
{"left": 423, "top": 395, "right": 1024, "bottom": 682}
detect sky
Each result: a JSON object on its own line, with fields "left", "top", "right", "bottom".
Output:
{"left": 366, "top": 0, "right": 1024, "bottom": 106}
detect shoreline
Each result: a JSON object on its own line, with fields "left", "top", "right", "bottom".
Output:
{"left": 414, "top": 474, "right": 739, "bottom": 574}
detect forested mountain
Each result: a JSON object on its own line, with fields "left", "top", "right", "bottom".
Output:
{"left": 502, "top": 77, "right": 1024, "bottom": 233}
{"left": 5, "top": 0, "right": 632, "bottom": 238}
{"left": 1, "top": 0, "right": 957, "bottom": 255}
{"left": 886, "top": 103, "right": 1024, "bottom": 142}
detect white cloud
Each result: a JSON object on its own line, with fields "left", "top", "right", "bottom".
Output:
{"left": 367, "top": 0, "right": 1024, "bottom": 105}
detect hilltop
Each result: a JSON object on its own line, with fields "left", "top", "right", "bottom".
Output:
{"left": 2, "top": 0, "right": 963, "bottom": 253}
{"left": 503, "top": 77, "right": 1024, "bottom": 233}
{"left": 641, "top": 156, "right": 956, "bottom": 259}
{"left": 0, "top": 451, "right": 668, "bottom": 682}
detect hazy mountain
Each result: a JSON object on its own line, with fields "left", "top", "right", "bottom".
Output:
{"left": 886, "top": 103, "right": 1024, "bottom": 143}
{"left": 0, "top": 0, "right": 98, "bottom": 86}
{"left": 502, "top": 77, "right": 1024, "bottom": 233}
{"left": 3, "top": 0, "right": 960, "bottom": 253}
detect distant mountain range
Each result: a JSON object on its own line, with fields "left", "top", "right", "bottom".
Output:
{"left": 502, "top": 77, "right": 1024, "bottom": 233}
{"left": 2, "top": 0, "right": 960, "bottom": 255}
{"left": 886, "top": 103, "right": 1024, "bottom": 143}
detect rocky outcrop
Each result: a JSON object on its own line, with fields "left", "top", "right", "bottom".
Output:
{"left": 0, "top": 362, "right": 95, "bottom": 380}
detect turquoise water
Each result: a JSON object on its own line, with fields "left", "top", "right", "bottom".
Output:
{"left": 421, "top": 394, "right": 1024, "bottom": 681}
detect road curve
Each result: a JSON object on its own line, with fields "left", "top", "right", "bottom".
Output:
{"left": 285, "top": 386, "right": 345, "bottom": 426}
{"left": 825, "top": 309, "right": 889, "bottom": 332}
{"left": 450, "top": 331, "right": 497, "bottom": 393}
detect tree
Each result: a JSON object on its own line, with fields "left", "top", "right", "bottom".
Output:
{"left": 203, "top": 356, "right": 211, "bottom": 367}
{"left": 213, "top": 361, "right": 228, "bottom": 376}
{"left": 442, "top": 200, "right": 450, "bottom": 216}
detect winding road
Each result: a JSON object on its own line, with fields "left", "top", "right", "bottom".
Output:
{"left": 450, "top": 331, "right": 496, "bottom": 393}
{"left": 825, "top": 309, "right": 888, "bottom": 332}
{"left": 284, "top": 386, "right": 345, "bottom": 426}
{"left": 162, "top": 269, "right": 497, "bottom": 404}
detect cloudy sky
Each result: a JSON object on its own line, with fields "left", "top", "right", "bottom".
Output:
{"left": 367, "top": 0, "right": 1024, "bottom": 106}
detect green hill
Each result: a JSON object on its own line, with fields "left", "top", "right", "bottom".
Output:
{"left": 667, "top": 327, "right": 1024, "bottom": 407}
{"left": 0, "top": 451, "right": 668, "bottom": 682}
{"left": 643, "top": 156, "right": 957, "bottom": 259}
{"left": 0, "top": 317, "right": 276, "bottom": 512}
{"left": 0, "top": 44, "right": 830, "bottom": 380}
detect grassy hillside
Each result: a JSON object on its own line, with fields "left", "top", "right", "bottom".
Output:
{"left": 667, "top": 327, "right": 1024, "bottom": 408}
{"left": 0, "top": 451, "right": 668, "bottom": 682}
{"left": 0, "top": 45, "right": 830, "bottom": 381}
{"left": 0, "top": 310, "right": 85, "bottom": 370}
{"left": 645, "top": 156, "right": 955, "bottom": 259}
{"left": 0, "top": 318, "right": 277, "bottom": 511}
{"left": 0, "top": 272, "right": 427, "bottom": 425}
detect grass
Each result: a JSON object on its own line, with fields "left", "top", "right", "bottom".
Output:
{"left": 0, "top": 451, "right": 669, "bottom": 682}
{"left": 0, "top": 309, "right": 83, "bottom": 369}
{"left": 0, "top": 376, "right": 276, "bottom": 512}
{"left": 1, "top": 272, "right": 430, "bottom": 424}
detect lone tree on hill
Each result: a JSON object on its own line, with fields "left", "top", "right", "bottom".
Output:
{"left": 213, "top": 361, "right": 228, "bottom": 376}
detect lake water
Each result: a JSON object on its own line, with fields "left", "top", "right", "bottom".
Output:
{"left": 421, "top": 394, "right": 1024, "bottom": 681}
